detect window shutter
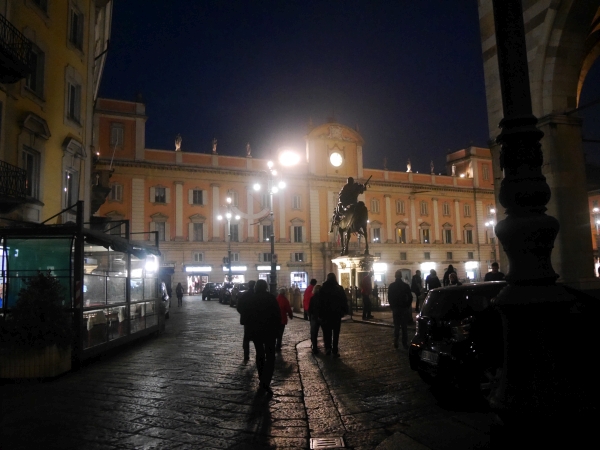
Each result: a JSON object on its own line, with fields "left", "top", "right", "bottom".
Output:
{"left": 188, "top": 223, "right": 194, "bottom": 241}
{"left": 150, "top": 187, "right": 155, "bottom": 202}
{"left": 166, "top": 188, "right": 171, "bottom": 204}
{"left": 259, "top": 226, "right": 263, "bottom": 242}
{"left": 202, "top": 224, "right": 208, "bottom": 242}
{"left": 290, "top": 225, "right": 293, "bottom": 242}
{"left": 165, "top": 222, "right": 171, "bottom": 241}
{"left": 290, "top": 252, "right": 294, "bottom": 262}
{"left": 188, "top": 190, "right": 193, "bottom": 204}
{"left": 202, "top": 190, "right": 207, "bottom": 205}
{"left": 302, "top": 226, "right": 306, "bottom": 243}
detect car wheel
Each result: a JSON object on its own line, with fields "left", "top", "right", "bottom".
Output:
{"left": 479, "top": 364, "right": 502, "bottom": 403}
{"left": 418, "top": 370, "right": 436, "bottom": 385}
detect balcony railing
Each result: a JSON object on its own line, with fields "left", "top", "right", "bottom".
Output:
{"left": 0, "top": 160, "right": 26, "bottom": 199}
{"left": 0, "top": 13, "right": 33, "bottom": 83}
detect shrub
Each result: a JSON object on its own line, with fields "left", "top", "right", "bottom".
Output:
{"left": 0, "top": 271, "right": 73, "bottom": 350}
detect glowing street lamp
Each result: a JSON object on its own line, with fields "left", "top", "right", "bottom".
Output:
{"left": 253, "top": 155, "right": 298, "bottom": 293}
{"left": 217, "top": 196, "right": 240, "bottom": 284}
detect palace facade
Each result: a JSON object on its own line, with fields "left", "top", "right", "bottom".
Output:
{"left": 94, "top": 98, "right": 502, "bottom": 291}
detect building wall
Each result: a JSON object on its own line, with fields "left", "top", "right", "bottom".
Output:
{"left": 1, "top": 1, "right": 112, "bottom": 224}
{"left": 94, "top": 98, "right": 503, "bottom": 290}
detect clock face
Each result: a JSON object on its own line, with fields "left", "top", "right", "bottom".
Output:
{"left": 330, "top": 152, "right": 343, "bottom": 167}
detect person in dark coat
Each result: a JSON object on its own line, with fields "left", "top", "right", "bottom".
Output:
{"left": 484, "top": 262, "right": 505, "bottom": 281}
{"left": 319, "top": 273, "right": 348, "bottom": 357}
{"left": 442, "top": 265, "right": 457, "bottom": 287}
{"left": 411, "top": 270, "right": 422, "bottom": 313}
{"left": 243, "top": 279, "right": 280, "bottom": 395}
{"left": 308, "top": 285, "right": 322, "bottom": 354}
{"left": 425, "top": 269, "right": 442, "bottom": 291}
{"left": 388, "top": 269, "right": 413, "bottom": 349}
{"left": 448, "top": 272, "right": 462, "bottom": 286}
{"left": 175, "top": 282, "right": 184, "bottom": 307}
{"left": 236, "top": 280, "right": 256, "bottom": 361}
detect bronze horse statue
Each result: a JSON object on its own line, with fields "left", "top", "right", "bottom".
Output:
{"left": 335, "top": 201, "right": 369, "bottom": 256}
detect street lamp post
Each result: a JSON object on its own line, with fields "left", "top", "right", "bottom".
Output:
{"left": 485, "top": 207, "right": 497, "bottom": 262}
{"left": 254, "top": 160, "right": 287, "bottom": 294}
{"left": 217, "top": 196, "right": 240, "bottom": 285}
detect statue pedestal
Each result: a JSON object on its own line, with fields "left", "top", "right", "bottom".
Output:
{"left": 332, "top": 255, "right": 379, "bottom": 316}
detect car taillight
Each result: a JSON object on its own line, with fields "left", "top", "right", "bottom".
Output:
{"left": 450, "top": 316, "right": 474, "bottom": 342}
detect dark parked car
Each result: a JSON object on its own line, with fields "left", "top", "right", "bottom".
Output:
{"left": 409, "top": 281, "right": 506, "bottom": 399}
{"left": 202, "top": 282, "right": 221, "bottom": 301}
{"left": 218, "top": 283, "right": 234, "bottom": 304}
{"left": 228, "top": 282, "right": 249, "bottom": 307}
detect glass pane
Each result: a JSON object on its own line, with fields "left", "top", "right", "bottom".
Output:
{"left": 5, "top": 237, "right": 73, "bottom": 308}
{"left": 107, "top": 276, "right": 126, "bottom": 304}
{"left": 130, "top": 278, "right": 143, "bottom": 301}
{"left": 144, "top": 277, "right": 157, "bottom": 299}
{"left": 84, "top": 274, "right": 106, "bottom": 307}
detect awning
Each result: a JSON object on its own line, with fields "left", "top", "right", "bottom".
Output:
{"left": 84, "top": 229, "right": 161, "bottom": 259}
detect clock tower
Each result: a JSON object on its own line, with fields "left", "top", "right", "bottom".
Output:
{"left": 305, "top": 122, "right": 365, "bottom": 180}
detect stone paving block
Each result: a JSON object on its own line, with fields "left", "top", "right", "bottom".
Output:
{"left": 118, "top": 433, "right": 189, "bottom": 449}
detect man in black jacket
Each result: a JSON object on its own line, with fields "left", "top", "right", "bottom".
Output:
{"left": 240, "top": 279, "right": 280, "bottom": 395}
{"left": 388, "top": 269, "right": 413, "bottom": 349}
{"left": 411, "top": 270, "right": 422, "bottom": 313}
{"left": 236, "top": 280, "right": 255, "bottom": 361}
{"left": 318, "top": 273, "right": 348, "bottom": 357}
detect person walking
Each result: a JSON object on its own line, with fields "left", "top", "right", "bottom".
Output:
{"left": 360, "top": 271, "right": 374, "bottom": 320}
{"left": 236, "top": 280, "right": 256, "bottom": 361}
{"left": 275, "top": 288, "right": 293, "bottom": 351}
{"left": 411, "top": 270, "right": 422, "bottom": 313}
{"left": 388, "top": 269, "right": 413, "bottom": 349}
{"left": 425, "top": 269, "right": 441, "bottom": 291}
{"left": 308, "top": 285, "right": 322, "bottom": 354}
{"left": 303, "top": 278, "right": 317, "bottom": 320}
{"left": 442, "top": 264, "right": 457, "bottom": 287}
{"left": 448, "top": 272, "right": 462, "bottom": 286}
{"left": 175, "top": 282, "right": 184, "bottom": 307}
{"left": 319, "top": 273, "right": 348, "bottom": 357}
{"left": 242, "top": 279, "right": 280, "bottom": 395}
{"left": 484, "top": 262, "right": 505, "bottom": 281}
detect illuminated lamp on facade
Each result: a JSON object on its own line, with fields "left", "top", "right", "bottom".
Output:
{"left": 420, "top": 262, "right": 437, "bottom": 273}
{"left": 222, "top": 266, "right": 247, "bottom": 272}
{"left": 257, "top": 265, "right": 281, "bottom": 271}
{"left": 373, "top": 262, "right": 387, "bottom": 272}
{"left": 185, "top": 266, "right": 212, "bottom": 272}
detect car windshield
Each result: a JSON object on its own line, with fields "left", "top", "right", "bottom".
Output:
{"left": 421, "top": 284, "right": 505, "bottom": 320}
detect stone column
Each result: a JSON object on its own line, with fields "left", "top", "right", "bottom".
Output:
{"left": 174, "top": 181, "right": 183, "bottom": 240}
{"left": 432, "top": 198, "right": 440, "bottom": 243}
{"left": 409, "top": 195, "right": 417, "bottom": 243}
{"left": 454, "top": 199, "right": 462, "bottom": 242}
{"left": 384, "top": 194, "right": 392, "bottom": 242}
{"left": 211, "top": 184, "right": 220, "bottom": 240}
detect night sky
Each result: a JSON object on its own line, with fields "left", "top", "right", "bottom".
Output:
{"left": 99, "top": 1, "right": 600, "bottom": 175}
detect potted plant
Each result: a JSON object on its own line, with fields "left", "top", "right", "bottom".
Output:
{"left": 0, "top": 271, "right": 73, "bottom": 378}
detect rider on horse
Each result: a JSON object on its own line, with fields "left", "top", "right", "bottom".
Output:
{"left": 330, "top": 176, "right": 369, "bottom": 233}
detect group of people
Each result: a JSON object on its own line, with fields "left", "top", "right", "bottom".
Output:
{"left": 235, "top": 280, "right": 294, "bottom": 395}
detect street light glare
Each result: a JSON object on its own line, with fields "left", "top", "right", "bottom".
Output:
{"left": 272, "top": 186, "right": 279, "bottom": 194}
{"left": 279, "top": 150, "right": 300, "bottom": 167}
{"left": 253, "top": 183, "right": 261, "bottom": 191}
{"left": 490, "top": 208, "right": 496, "bottom": 214}
{"left": 272, "top": 169, "right": 277, "bottom": 176}
{"left": 267, "top": 161, "right": 274, "bottom": 169}
{"left": 278, "top": 181, "right": 286, "bottom": 189}
{"left": 226, "top": 212, "right": 232, "bottom": 219}
{"left": 226, "top": 197, "right": 232, "bottom": 204}
{"left": 235, "top": 215, "right": 240, "bottom": 220}
{"left": 217, "top": 215, "right": 223, "bottom": 221}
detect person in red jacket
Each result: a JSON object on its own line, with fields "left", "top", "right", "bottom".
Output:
{"left": 303, "top": 278, "right": 317, "bottom": 320}
{"left": 276, "top": 288, "right": 294, "bottom": 351}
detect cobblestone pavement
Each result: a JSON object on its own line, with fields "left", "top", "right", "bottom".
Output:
{"left": 1, "top": 297, "right": 499, "bottom": 450}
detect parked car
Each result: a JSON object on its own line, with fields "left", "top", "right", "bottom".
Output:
{"left": 202, "top": 282, "right": 221, "bottom": 301}
{"left": 160, "top": 282, "right": 170, "bottom": 319}
{"left": 229, "top": 282, "right": 249, "bottom": 307}
{"left": 218, "top": 283, "right": 234, "bottom": 304}
{"left": 409, "top": 281, "right": 506, "bottom": 400}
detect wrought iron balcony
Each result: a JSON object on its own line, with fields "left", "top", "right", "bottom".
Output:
{"left": 0, "top": 13, "right": 33, "bottom": 84}
{"left": 0, "top": 160, "right": 27, "bottom": 213}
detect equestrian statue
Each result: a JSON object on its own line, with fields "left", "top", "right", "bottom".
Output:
{"left": 330, "top": 176, "right": 371, "bottom": 256}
